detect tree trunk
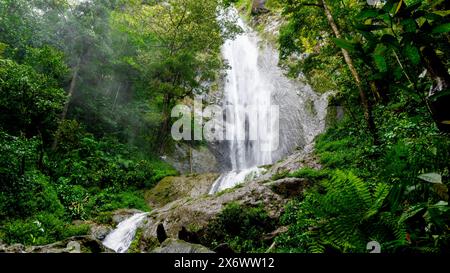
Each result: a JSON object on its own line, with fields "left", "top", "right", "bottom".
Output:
{"left": 320, "top": 0, "right": 377, "bottom": 140}
{"left": 158, "top": 92, "right": 173, "bottom": 154}
{"left": 52, "top": 57, "right": 81, "bottom": 151}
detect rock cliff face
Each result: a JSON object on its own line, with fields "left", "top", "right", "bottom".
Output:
{"left": 163, "top": 143, "right": 220, "bottom": 174}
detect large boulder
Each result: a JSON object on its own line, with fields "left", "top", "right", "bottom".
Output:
{"left": 264, "top": 177, "right": 311, "bottom": 198}
{"left": 261, "top": 148, "right": 322, "bottom": 180}
{"left": 151, "top": 239, "right": 214, "bottom": 253}
{"left": 144, "top": 173, "right": 219, "bottom": 208}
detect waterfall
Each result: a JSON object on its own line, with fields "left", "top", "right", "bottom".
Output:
{"left": 102, "top": 212, "right": 148, "bottom": 253}
{"left": 210, "top": 9, "right": 330, "bottom": 194}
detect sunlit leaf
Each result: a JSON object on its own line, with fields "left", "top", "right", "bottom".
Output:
{"left": 418, "top": 173, "right": 442, "bottom": 184}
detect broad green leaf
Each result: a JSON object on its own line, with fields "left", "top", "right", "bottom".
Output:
{"left": 403, "top": 43, "right": 420, "bottom": 65}
{"left": 356, "top": 9, "right": 379, "bottom": 20}
{"left": 418, "top": 173, "right": 442, "bottom": 184}
{"left": 432, "top": 23, "right": 450, "bottom": 34}
{"left": 332, "top": 38, "right": 356, "bottom": 51}
{"left": 374, "top": 54, "right": 388, "bottom": 72}
{"left": 401, "top": 18, "right": 417, "bottom": 33}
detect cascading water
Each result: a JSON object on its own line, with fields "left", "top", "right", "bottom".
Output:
{"left": 210, "top": 9, "right": 330, "bottom": 194}
{"left": 102, "top": 212, "right": 148, "bottom": 253}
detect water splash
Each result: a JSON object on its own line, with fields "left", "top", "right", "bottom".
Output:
{"left": 102, "top": 212, "right": 148, "bottom": 253}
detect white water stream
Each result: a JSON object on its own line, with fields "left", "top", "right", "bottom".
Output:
{"left": 102, "top": 212, "right": 148, "bottom": 253}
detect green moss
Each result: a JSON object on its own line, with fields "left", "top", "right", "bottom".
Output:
{"left": 271, "top": 170, "right": 289, "bottom": 181}
{"left": 128, "top": 228, "right": 143, "bottom": 253}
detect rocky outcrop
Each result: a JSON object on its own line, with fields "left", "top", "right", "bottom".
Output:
{"left": 111, "top": 209, "right": 143, "bottom": 225}
{"left": 139, "top": 178, "right": 288, "bottom": 247}
{"left": 261, "top": 147, "right": 322, "bottom": 180}
{"left": 90, "top": 224, "right": 112, "bottom": 241}
{"left": 264, "top": 177, "right": 311, "bottom": 198}
{"left": 0, "top": 236, "right": 112, "bottom": 253}
{"left": 151, "top": 238, "right": 214, "bottom": 253}
{"left": 144, "top": 173, "right": 219, "bottom": 208}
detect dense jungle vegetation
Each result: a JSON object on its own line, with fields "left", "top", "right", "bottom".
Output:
{"left": 0, "top": 0, "right": 232, "bottom": 246}
{"left": 0, "top": 0, "right": 449, "bottom": 254}
{"left": 224, "top": 0, "right": 450, "bottom": 254}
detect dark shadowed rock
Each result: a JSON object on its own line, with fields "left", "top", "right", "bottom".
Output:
{"left": 178, "top": 226, "right": 200, "bottom": 244}
{"left": 252, "top": 0, "right": 269, "bottom": 15}
{"left": 157, "top": 223, "right": 168, "bottom": 244}
{"left": 151, "top": 238, "right": 214, "bottom": 253}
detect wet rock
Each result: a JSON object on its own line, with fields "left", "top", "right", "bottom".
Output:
{"left": 151, "top": 239, "right": 214, "bottom": 253}
{"left": 265, "top": 178, "right": 311, "bottom": 198}
{"left": 112, "top": 209, "right": 143, "bottom": 225}
{"left": 90, "top": 224, "right": 112, "bottom": 241}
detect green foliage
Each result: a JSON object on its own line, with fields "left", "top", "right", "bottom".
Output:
{"left": 1, "top": 213, "right": 89, "bottom": 246}
{"left": 290, "top": 168, "right": 330, "bottom": 183}
{"left": 276, "top": 170, "right": 405, "bottom": 253}
{"left": 201, "top": 203, "right": 276, "bottom": 253}
{"left": 86, "top": 189, "right": 149, "bottom": 214}
{"left": 0, "top": 58, "right": 66, "bottom": 138}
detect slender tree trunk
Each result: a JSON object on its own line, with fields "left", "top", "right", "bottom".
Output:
{"left": 52, "top": 57, "right": 81, "bottom": 151}
{"left": 158, "top": 92, "right": 173, "bottom": 154}
{"left": 320, "top": 0, "right": 377, "bottom": 140}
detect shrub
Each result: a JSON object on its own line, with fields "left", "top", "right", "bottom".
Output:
{"left": 201, "top": 202, "right": 276, "bottom": 253}
{"left": 1, "top": 213, "right": 89, "bottom": 246}
{"left": 276, "top": 170, "right": 404, "bottom": 253}
{"left": 86, "top": 189, "right": 149, "bottom": 214}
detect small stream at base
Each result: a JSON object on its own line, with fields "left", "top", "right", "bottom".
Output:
{"left": 102, "top": 212, "right": 148, "bottom": 253}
